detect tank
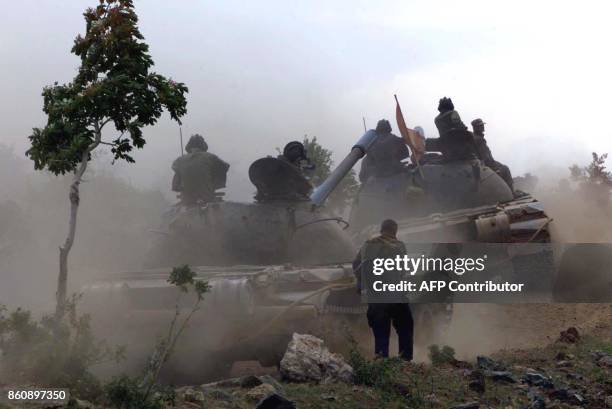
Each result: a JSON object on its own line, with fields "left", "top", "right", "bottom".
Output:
{"left": 82, "top": 131, "right": 381, "bottom": 382}
{"left": 349, "top": 156, "right": 556, "bottom": 339}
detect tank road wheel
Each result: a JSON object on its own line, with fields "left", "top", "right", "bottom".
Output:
{"left": 554, "top": 244, "right": 612, "bottom": 302}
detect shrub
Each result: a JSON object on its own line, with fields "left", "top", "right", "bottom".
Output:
{"left": 0, "top": 297, "right": 124, "bottom": 400}
{"left": 428, "top": 344, "right": 456, "bottom": 366}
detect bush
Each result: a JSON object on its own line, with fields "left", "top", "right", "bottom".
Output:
{"left": 428, "top": 344, "right": 456, "bottom": 366}
{"left": 0, "top": 297, "right": 124, "bottom": 400}
{"left": 104, "top": 376, "right": 175, "bottom": 409}
{"left": 348, "top": 345, "right": 403, "bottom": 389}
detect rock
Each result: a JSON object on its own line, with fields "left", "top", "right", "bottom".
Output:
{"left": 550, "top": 388, "right": 585, "bottom": 405}
{"left": 240, "top": 375, "right": 263, "bottom": 388}
{"left": 260, "top": 375, "right": 284, "bottom": 392}
{"left": 182, "top": 388, "right": 205, "bottom": 403}
{"left": 448, "top": 402, "right": 479, "bottom": 409}
{"left": 70, "top": 399, "right": 95, "bottom": 408}
{"left": 477, "top": 356, "right": 506, "bottom": 371}
{"left": 565, "top": 372, "right": 584, "bottom": 381}
{"left": 468, "top": 370, "right": 485, "bottom": 394}
{"left": 527, "top": 396, "right": 546, "bottom": 409}
{"left": 246, "top": 383, "right": 277, "bottom": 402}
{"left": 320, "top": 394, "right": 336, "bottom": 401}
{"left": 203, "top": 388, "right": 233, "bottom": 402}
{"left": 591, "top": 351, "right": 612, "bottom": 368}
{"left": 280, "top": 333, "right": 354, "bottom": 383}
{"left": 523, "top": 372, "right": 554, "bottom": 389}
{"left": 255, "top": 393, "right": 296, "bottom": 409}
{"left": 486, "top": 370, "right": 517, "bottom": 383}
{"left": 557, "top": 327, "right": 580, "bottom": 343}
{"left": 555, "top": 360, "right": 572, "bottom": 368}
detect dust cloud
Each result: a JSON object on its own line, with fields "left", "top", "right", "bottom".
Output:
{"left": 0, "top": 145, "right": 168, "bottom": 311}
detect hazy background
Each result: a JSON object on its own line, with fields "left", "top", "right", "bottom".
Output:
{"left": 1, "top": 0, "right": 612, "bottom": 310}
{"left": 1, "top": 0, "right": 612, "bottom": 200}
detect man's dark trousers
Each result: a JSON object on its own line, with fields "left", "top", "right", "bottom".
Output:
{"left": 367, "top": 303, "right": 414, "bottom": 360}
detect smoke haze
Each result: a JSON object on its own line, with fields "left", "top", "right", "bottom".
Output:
{"left": 1, "top": 0, "right": 612, "bottom": 363}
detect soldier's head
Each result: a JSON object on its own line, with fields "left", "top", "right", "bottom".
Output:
{"left": 185, "top": 134, "right": 208, "bottom": 153}
{"left": 380, "top": 219, "right": 398, "bottom": 237}
{"left": 471, "top": 118, "right": 486, "bottom": 134}
{"left": 437, "top": 97, "right": 454, "bottom": 113}
{"left": 414, "top": 126, "right": 425, "bottom": 137}
{"left": 283, "top": 141, "right": 307, "bottom": 164}
{"left": 375, "top": 119, "right": 392, "bottom": 134}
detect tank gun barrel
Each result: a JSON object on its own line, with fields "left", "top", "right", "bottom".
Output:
{"left": 310, "top": 129, "right": 378, "bottom": 207}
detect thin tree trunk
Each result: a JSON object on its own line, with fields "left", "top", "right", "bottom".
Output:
{"left": 55, "top": 123, "right": 102, "bottom": 319}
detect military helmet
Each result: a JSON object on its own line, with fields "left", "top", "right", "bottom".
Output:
{"left": 413, "top": 126, "right": 425, "bottom": 138}
{"left": 437, "top": 97, "right": 454, "bottom": 113}
{"left": 283, "top": 141, "right": 307, "bottom": 163}
{"left": 375, "top": 119, "right": 392, "bottom": 134}
{"left": 185, "top": 134, "right": 208, "bottom": 153}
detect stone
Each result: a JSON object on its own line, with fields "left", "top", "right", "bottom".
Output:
{"left": 528, "top": 399, "right": 546, "bottom": 409}
{"left": 240, "top": 375, "right": 263, "bottom": 388}
{"left": 593, "top": 351, "right": 612, "bottom": 368}
{"left": 448, "top": 402, "right": 479, "bottom": 409}
{"left": 486, "top": 370, "right": 517, "bottom": 383}
{"left": 246, "top": 383, "right": 277, "bottom": 402}
{"left": 477, "top": 356, "right": 506, "bottom": 371}
{"left": 203, "top": 388, "right": 233, "bottom": 402}
{"left": 320, "top": 394, "right": 336, "bottom": 401}
{"left": 182, "top": 388, "right": 205, "bottom": 403}
{"left": 557, "top": 327, "right": 580, "bottom": 343}
{"left": 255, "top": 393, "right": 297, "bottom": 409}
{"left": 280, "top": 333, "right": 354, "bottom": 383}
{"left": 523, "top": 372, "right": 554, "bottom": 389}
{"left": 260, "top": 375, "right": 284, "bottom": 392}
{"left": 550, "top": 388, "right": 585, "bottom": 405}
{"left": 468, "top": 370, "right": 485, "bottom": 394}
{"left": 71, "top": 399, "right": 95, "bottom": 408}
{"left": 555, "top": 360, "right": 572, "bottom": 368}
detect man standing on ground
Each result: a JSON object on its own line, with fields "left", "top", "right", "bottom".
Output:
{"left": 353, "top": 219, "right": 414, "bottom": 360}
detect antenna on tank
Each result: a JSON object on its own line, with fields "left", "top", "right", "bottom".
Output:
{"left": 362, "top": 117, "right": 367, "bottom": 131}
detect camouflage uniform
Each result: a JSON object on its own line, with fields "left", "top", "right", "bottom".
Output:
{"left": 172, "top": 135, "right": 229, "bottom": 205}
{"left": 359, "top": 119, "right": 410, "bottom": 182}
{"left": 471, "top": 118, "right": 514, "bottom": 191}
{"left": 353, "top": 233, "right": 413, "bottom": 360}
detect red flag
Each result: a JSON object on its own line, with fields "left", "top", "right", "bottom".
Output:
{"left": 395, "top": 95, "right": 425, "bottom": 163}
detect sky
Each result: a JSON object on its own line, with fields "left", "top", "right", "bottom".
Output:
{"left": 1, "top": 0, "right": 611, "bottom": 200}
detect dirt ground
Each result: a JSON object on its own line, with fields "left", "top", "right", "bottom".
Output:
{"left": 442, "top": 303, "right": 612, "bottom": 359}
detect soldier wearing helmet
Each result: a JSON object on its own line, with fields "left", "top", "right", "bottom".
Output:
{"left": 172, "top": 134, "right": 230, "bottom": 205}
{"left": 278, "top": 141, "right": 314, "bottom": 175}
{"left": 471, "top": 118, "right": 514, "bottom": 192}
{"left": 359, "top": 119, "right": 410, "bottom": 182}
{"left": 426, "top": 97, "right": 478, "bottom": 161}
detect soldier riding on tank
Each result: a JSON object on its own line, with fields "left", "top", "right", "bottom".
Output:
{"left": 172, "top": 134, "right": 230, "bottom": 205}
{"left": 426, "top": 97, "right": 479, "bottom": 162}
{"left": 359, "top": 119, "right": 410, "bottom": 182}
{"left": 471, "top": 118, "right": 514, "bottom": 192}
{"left": 250, "top": 141, "right": 315, "bottom": 202}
